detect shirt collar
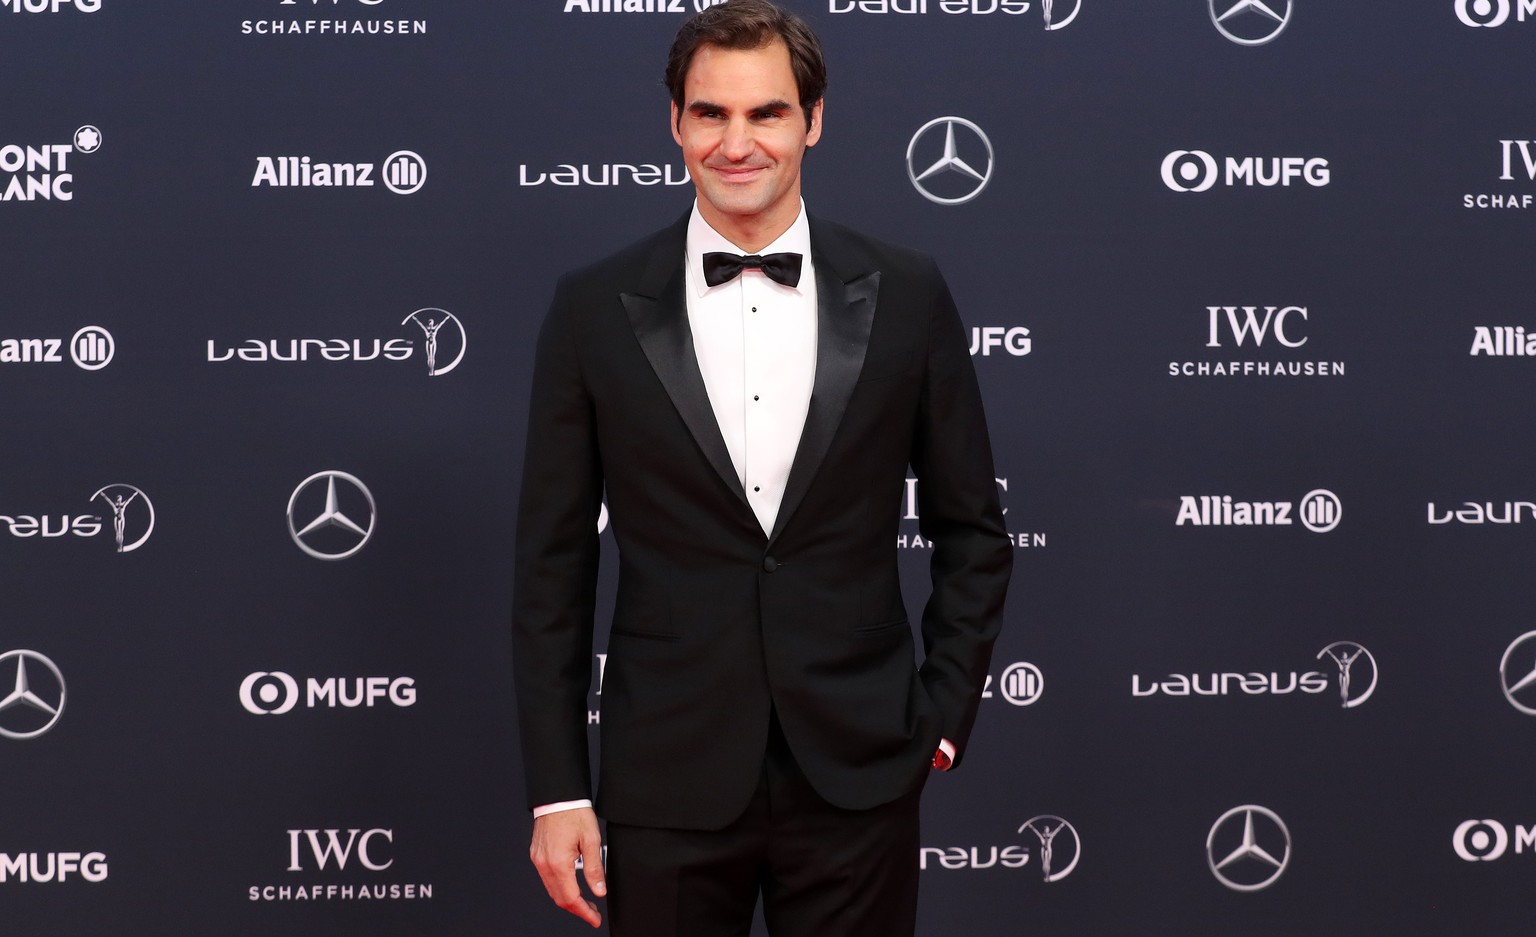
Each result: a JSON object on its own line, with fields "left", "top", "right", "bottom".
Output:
{"left": 686, "top": 199, "right": 813, "bottom": 297}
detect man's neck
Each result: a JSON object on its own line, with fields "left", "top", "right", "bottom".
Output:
{"left": 695, "top": 198, "right": 801, "bottom": 254}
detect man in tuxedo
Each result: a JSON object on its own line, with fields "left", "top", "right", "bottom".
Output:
{"left": 513, "top": 2, "right": 1012, "bottom": 933}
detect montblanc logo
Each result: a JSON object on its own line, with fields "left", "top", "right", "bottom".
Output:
{"left": 907, "top": 117, "right": 993, "bottom": 206}
{"left": 1463, "top": 140, "right": 1536, "bottom": 210}
{"left": 901, "top": 476, "right": 1046, "bottom": 549}
{"left": 1133, "top": 641, "right": 1377, "bottom": 708}
{"left": 0, "top": 650, "right": 66, "bottom": 740}
{"left": 242, "top": 0, "right": 426, "bottom": 37}
{"left": 1470, "top": 325, "right": 1536, "bottom": 356}
{"left": 249, "top": 828, "right": 433, "bottom": 902}
{"left": 1, "top": 126, "right": 100, "bottom": 202}
{"left": 1, "top": 0, "right": 100, "bottom": 12}
{"left": 1453, "top": 820, "right": 1536, "bottom": 861}
{"left": 1207, "top": 805, "right": 1290, "bottom": 892}
{"left": 1170, "top": 305, "right": 1343, "bottom": 378}
{"left": 920, "top": 816, "right": 1079, "bottom": 882}
{"left": 0, "top": 484, "right": 154, "bottom": 553}
{"left": 517, "top": 159, "right": 689, "bottom": 188}
{"left": 983, "top": 661, "right": 1044, "bottom": 706}
{"left": 239, "top": 671, "right": 417, "bottom": 714}
{"left": 969, "top": 326, "right": 1031, "bottom": 357}
{"left": 1162, "top": 150, "right": 1329, "bottom": 192}
{"left": 1427, "top": 500, "right": 1536, "bottom": 525}
{"left": 1175, "top": 489, "right": 1341, "bottom": 532}
{"left": 252, "top": 151, "right": 425, "bottom": 194}
{"left": 829, "top": 0, "right": 1083, "bottom": 29}
{"left": 1209, "top": 0, "right": 1291, "bottom": 45}
{"left": 1455, "top": 0, "right": 1536, "bottom": 27}
{"left": 207, "top": 308, "right": 465, "bottom": 374}
{"left": 0, "top": 851, "right": 108, "bottom": 883}
{"left": 1, "top": 326, "right": 114, "bottom": 370}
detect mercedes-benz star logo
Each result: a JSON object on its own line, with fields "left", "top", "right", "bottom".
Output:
{"left": 0, "top": 650, "right": 66, "bottom": 741}
{"left": 1209, "top": 0, "right": 1293, "bottom": 46}
{"left": 1499, "top": 631, "right": 1536, "bottom": 715}
{"left": 1207, "top": 805, "right": 1290, "bottom": 892}
{"left": 1020, "top": 816, "right": 1080, "bottom": 882}
{"left": 287, "top": 471, "right": 376, "bottom": 561}
{"left": 907, "top": 117, "right": 994, "bottom": 206}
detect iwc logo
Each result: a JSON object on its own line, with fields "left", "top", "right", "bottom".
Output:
{"left": 1209, "top": 0, "right": 1291, "bottom": 45}
{"left": 287, "top": 471, "right": 376, "bottom": 560}
{"left": 1207, "top": 805, "right": 1290, "bottom": 891}
{"left": 0, "top": 650, "right": 66, "bottom": 740}
{"left": 907, "top": 117, "right": 993, "bottom": 206}
{"left": 242, "top": 0, "right": 426, "bottom": 36}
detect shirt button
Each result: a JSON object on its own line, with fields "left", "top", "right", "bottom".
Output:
{"left": 762, "top": 556, "right": 778, "bottom": 573}
{"left": 753, "top": 395, "right": 760, "bottom": 401}
{"left": 751, "top": 307, "right": 758, "bottom": 312}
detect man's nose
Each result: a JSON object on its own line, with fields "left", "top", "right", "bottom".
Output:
{"left": 720, "top": 119, "right": 754, "bottom": 162}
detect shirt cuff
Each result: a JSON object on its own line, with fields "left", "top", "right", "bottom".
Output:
{"left": 933, "top": 738, "right": 957, "bottom": 771}
{"left": 532, "top": 799, "right": 593, "bottom": 818}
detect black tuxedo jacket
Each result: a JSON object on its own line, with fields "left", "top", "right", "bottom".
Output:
{"left": 513, "top": 212, "right": 1011, "bottom": 831}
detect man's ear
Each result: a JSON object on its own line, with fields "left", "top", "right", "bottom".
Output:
{"left": 806, "top": 99, "right": 823, "bottom": 148}
{"left": 670, "top": 101, "right": 683, "bottom": 146}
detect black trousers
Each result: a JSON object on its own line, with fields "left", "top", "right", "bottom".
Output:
{"left": 605, "top": 717, "right": 923, "bottom": 937}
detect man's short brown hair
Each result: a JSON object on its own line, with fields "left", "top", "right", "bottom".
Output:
{"left": 665, "top": 0, "right": 827, "bottom": 130}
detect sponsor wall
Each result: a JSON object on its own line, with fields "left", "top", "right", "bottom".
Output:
{"left": 3, "top": 1, "right": 1531, "bottom": 934}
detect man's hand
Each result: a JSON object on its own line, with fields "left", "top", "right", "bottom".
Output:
{"left": 530, "top": 807, "right": 607, "bottom": 928}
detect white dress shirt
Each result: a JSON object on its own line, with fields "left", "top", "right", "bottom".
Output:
{"left": 684, "top": 199, "right": 818, "bottom": 536}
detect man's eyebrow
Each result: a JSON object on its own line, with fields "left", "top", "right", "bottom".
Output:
{"left": 684, "top": 98, "right": 794, "bottom": 117}
{"left": 748, "top": 99, "right": 793, "bottom": 118}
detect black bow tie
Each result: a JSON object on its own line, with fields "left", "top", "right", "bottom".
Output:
{"left": 702, "top": 251, "right": 803, "bottom": 288}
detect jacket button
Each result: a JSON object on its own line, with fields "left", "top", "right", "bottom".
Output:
{"left": 762, "top": 556, "right": 778, "bottom": 573}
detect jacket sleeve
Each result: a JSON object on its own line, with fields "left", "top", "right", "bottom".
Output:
{"left": 909, "top": 260, "right": 1013, "bottom": 770}
{"left": 512, "top": 276, "right": 604, "bottom": 810}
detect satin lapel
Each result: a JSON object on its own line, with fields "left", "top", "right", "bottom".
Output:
{"left": 768, "top": 262, "right": 880, "bottom": 545}
{"left": 621, "top": 229, "right": 750, "bottom": 509}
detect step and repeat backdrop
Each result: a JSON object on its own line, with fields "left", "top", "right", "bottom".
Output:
{"left": 3, "top": 1, "right": 1533, "bottom": 934}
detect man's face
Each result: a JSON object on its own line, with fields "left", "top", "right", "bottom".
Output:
{"left": 671, "top": 40, "right": 822, "bottom": 236}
